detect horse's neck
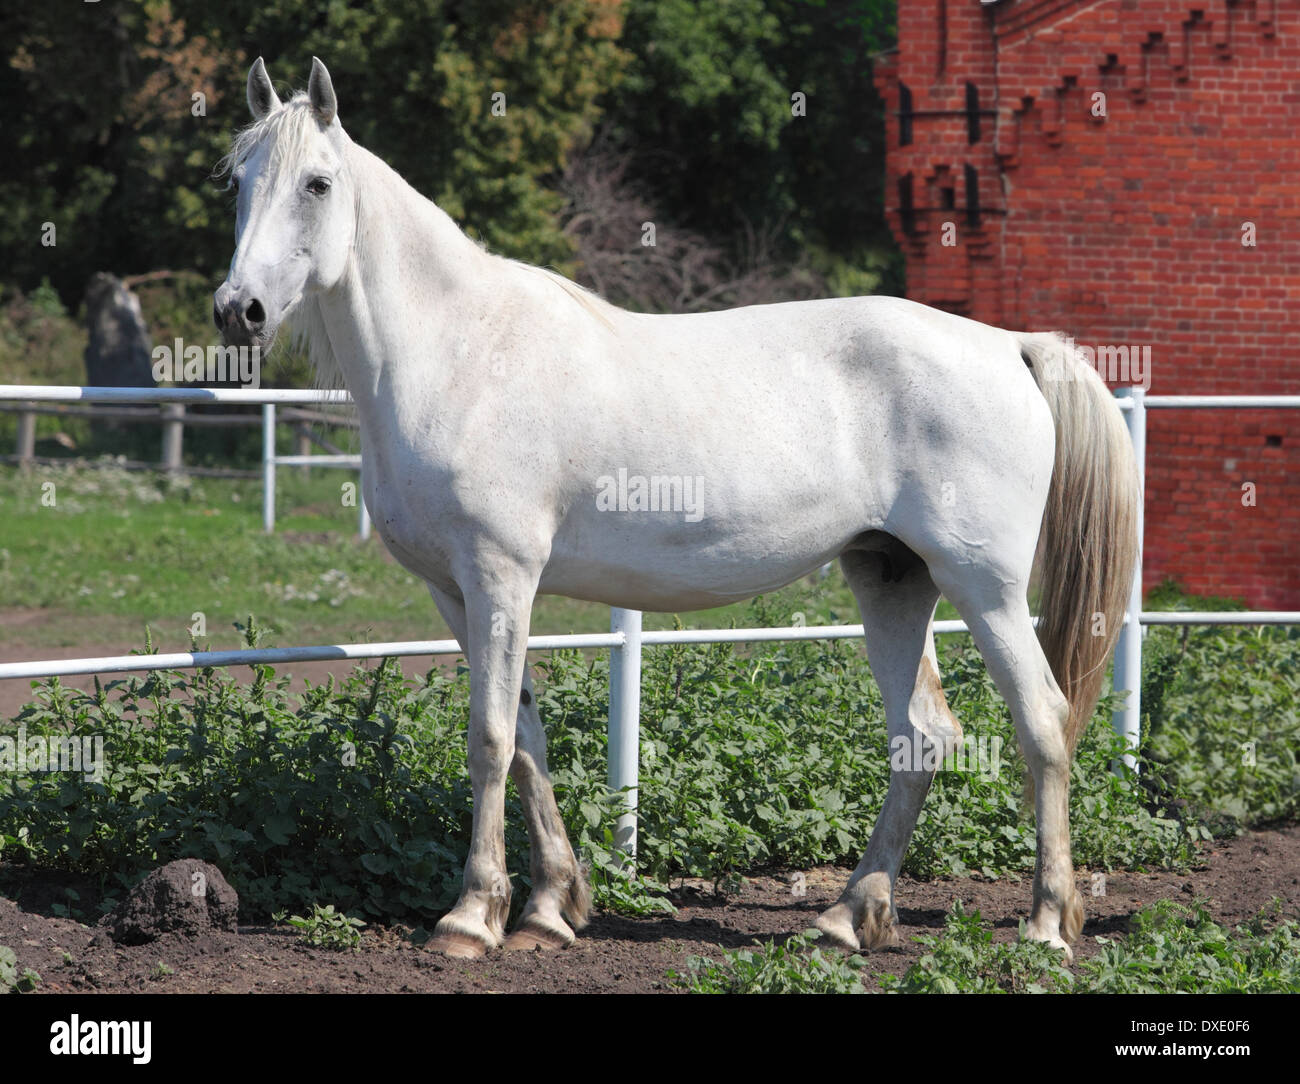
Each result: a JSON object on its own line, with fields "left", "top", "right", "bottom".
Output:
{"left": 314, "top": 144, "right": 492, "bottom": 418}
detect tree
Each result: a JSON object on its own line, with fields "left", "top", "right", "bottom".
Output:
{"left": 0, "top": 2, "right": 240, "bottom": 302}
{"left": 603, "top": 0, "right": 899, "bottom": 297}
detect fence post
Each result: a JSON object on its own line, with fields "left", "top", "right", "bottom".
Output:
{"left": 607, "top": 607, "right": 642, "bottom": 862}
{"left": 15, "top": 404, "right": 36, "bottom": 467}
{"left": 295, "top": 427, "right": 311, "bottom": 477}
{"left": 1112, "top": 387, "right": 1146, "bottom": 775}
{"left": 358, "top": 482, "right": 371, "bottom": 541}
{"left": 262, "top": 404, "right": 276, "bottom": 534}
{"left": 160, "top": 403, "right": 184, "bottom": 473}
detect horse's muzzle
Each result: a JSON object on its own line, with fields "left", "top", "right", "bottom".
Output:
{"left": 213, "top": 283, "right": 267, "bottom": 347}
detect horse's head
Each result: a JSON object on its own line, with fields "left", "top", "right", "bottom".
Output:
{"left": 214, "top": 57, "right": 354, "bottom": 348}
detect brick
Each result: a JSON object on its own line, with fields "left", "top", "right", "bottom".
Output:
{"left": 879, "top": 0, "right": 1300, "bottom": 607}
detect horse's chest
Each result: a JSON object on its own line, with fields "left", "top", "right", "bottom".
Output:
{"left": 361, "top": 454, "right": 460, "bottom": 581}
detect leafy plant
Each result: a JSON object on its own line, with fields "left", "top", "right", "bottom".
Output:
{"left": 667, "top": 930, "right": 866, "bottom": 993}
{"left": 879, "top": 898, "right": 1300, "bottom": 993}
{"left": 1142, "top": 625, "right": 1300, "bottom": 829}
{"left": 0, "top": 946, "right": 41, "bottom": 994}
{"left": 878, "top": 901, "right": 1074, "bottom": 993}
{"left": 282, "top": 904, "right": 367, "bottom": 952}
{"left": 1079, "top": 898, "right": 1300, "bottom": 993}
{"left": 0, "top": 589, "right": 1286, "bottom": 931}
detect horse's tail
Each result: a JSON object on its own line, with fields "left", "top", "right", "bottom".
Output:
{"left": 1019, "top": 332, "right": 1140, "bottom": 758}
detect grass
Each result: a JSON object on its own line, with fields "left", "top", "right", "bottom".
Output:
{"left": 0, "top": 463, "right": 437, "bottom": 650}
{"left": 0, "top": 463, "right": 894, "bottom": 652}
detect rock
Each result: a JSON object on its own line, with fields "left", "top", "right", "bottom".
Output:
{"left": 83, "top": 273, "right": 156, "bottom": 388}
{"left": 103, "top": 861, "right": 238, "bottom": 945}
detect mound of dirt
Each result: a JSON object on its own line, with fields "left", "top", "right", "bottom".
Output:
{"left": 102, "top": 860, "right": 239, "bottom": 945}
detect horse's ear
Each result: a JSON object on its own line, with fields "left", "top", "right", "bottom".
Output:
{"left": 247, "top": 57, "right": 281, "bottom": 120}
{"left": 308, "top": 56, "right": 338, "bottom": 126}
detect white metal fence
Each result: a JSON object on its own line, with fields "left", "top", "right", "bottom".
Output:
{"left": 2, "top": 383, "right": 1298, "bottom": 853}
{"left": 259, "top": 403, "right": 369, "bottom": 539}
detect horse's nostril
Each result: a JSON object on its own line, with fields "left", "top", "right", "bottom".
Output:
{"left": 245, "top": 299, "right": 266, "bottom": 326}
{"left": 213, "top": 302, "right": 223, "bottom": 330}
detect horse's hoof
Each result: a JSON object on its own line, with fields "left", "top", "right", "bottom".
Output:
{"left": 428, "top": 932, "right": 492, "bottom": 959}
{"left": 427, "top": 932, "right": 493, "bottom": 959}
{"left": 858, "top": 898, "right": 901, "bottom": 949}
{"left": 1023, "top": 926, "right": 1074, "bottom": 963}
{"left": 504, "top": 918, "right": 575, "bottom": 952}
{"left": 814, "top": 906, "right": 862, "bottom": 953}
{"left": 428, "top": 916, "right": 499, "bottom": 959}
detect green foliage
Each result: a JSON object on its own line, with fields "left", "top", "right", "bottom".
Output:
{"left": 1069, "top": 722, "right": 1203, "bottom": 869}
{"left": 281, "top": 903, "right": 367, "bottom": 951}
{"left": 0, "top": 946, "right": 41, "bottom": 993}
{"left": 879, "top": 898, "right": 1300, "bottom": 993}
{"left": 1144, "top": 577, "right": 1246, "bottom": 612}
{"left": 612, "top": 0, "right": 900, "bottom": 292}
{"left": 1142, "top": 625, "right": 1300, "bottom": 829}
{"left": 1, "top": 585, "right": 1290, "bottom": 929}
{"left": 1078, "top": 898, "right": 1300, "bottom": 993}
{"left": 1, "top": 0, "right": 629, "bottom": 304}
{"left": 879, "top": 901, "right": 1074, "bottom": 993}
{"left": 667, "top": 929, "right": 866, "bottom": 993}
{"left": 0, "top": 2, "right": 242, "bottom": 301}
{"left": 3, "top": 1, "right": 901, "bottom": 316}
{"left": 0, "top": 283, "right": 88, "bottom": 386}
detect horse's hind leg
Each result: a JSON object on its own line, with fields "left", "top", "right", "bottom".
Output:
{"left": 501, "top": 666, "right": 591, "bottom": 950}
{"left": 816, "top": 548, "right": 961, "bottom": 952}
{"left": 927, "top": 564, "right": 1083, "bottom": 957}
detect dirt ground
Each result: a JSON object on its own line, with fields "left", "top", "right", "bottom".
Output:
{"left": 2, "top": 825, "right": 1296, "bottom": 994}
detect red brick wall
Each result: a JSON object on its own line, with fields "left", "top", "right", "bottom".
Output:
{"left": 876, "top": 0, "right": 1299, "bottom": 607}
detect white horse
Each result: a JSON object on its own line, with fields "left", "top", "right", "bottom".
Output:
{"left": 216, "top": 58, "right": 1139, "bottom": 960}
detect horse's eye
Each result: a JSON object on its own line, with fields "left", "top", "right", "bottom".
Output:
{"left": 231, "top": 175, "right": 240, "bottom": 194}
{"left": 307, "top": 177, "right": 331, "bottom": 197}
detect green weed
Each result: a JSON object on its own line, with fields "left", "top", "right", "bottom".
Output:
{"left": 281, "top": 904, "right": 366, "bottom": 952}
{"left": 667, "top": 930, "right": 866, "bottom": 993}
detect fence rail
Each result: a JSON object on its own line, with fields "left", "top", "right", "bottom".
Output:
{"left": 2, "top": 394, "right": 357, "bottom": 481}
{"left": 1, "top": 383, "right": 1297, "bottom": 854}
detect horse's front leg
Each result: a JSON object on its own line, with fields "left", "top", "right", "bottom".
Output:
{"left": 427, "top": 583, "right": 589, "bottom": 954}
{"left": 427, "top": 572, "right": 534, "bottom": 959}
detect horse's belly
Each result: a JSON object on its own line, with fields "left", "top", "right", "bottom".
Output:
{"left": 539, "top": 503, "right": 871, "bottom": 612}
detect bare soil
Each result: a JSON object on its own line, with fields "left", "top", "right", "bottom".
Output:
{"left": 2, "top": 825, "right": 1296, "bottom": 994}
